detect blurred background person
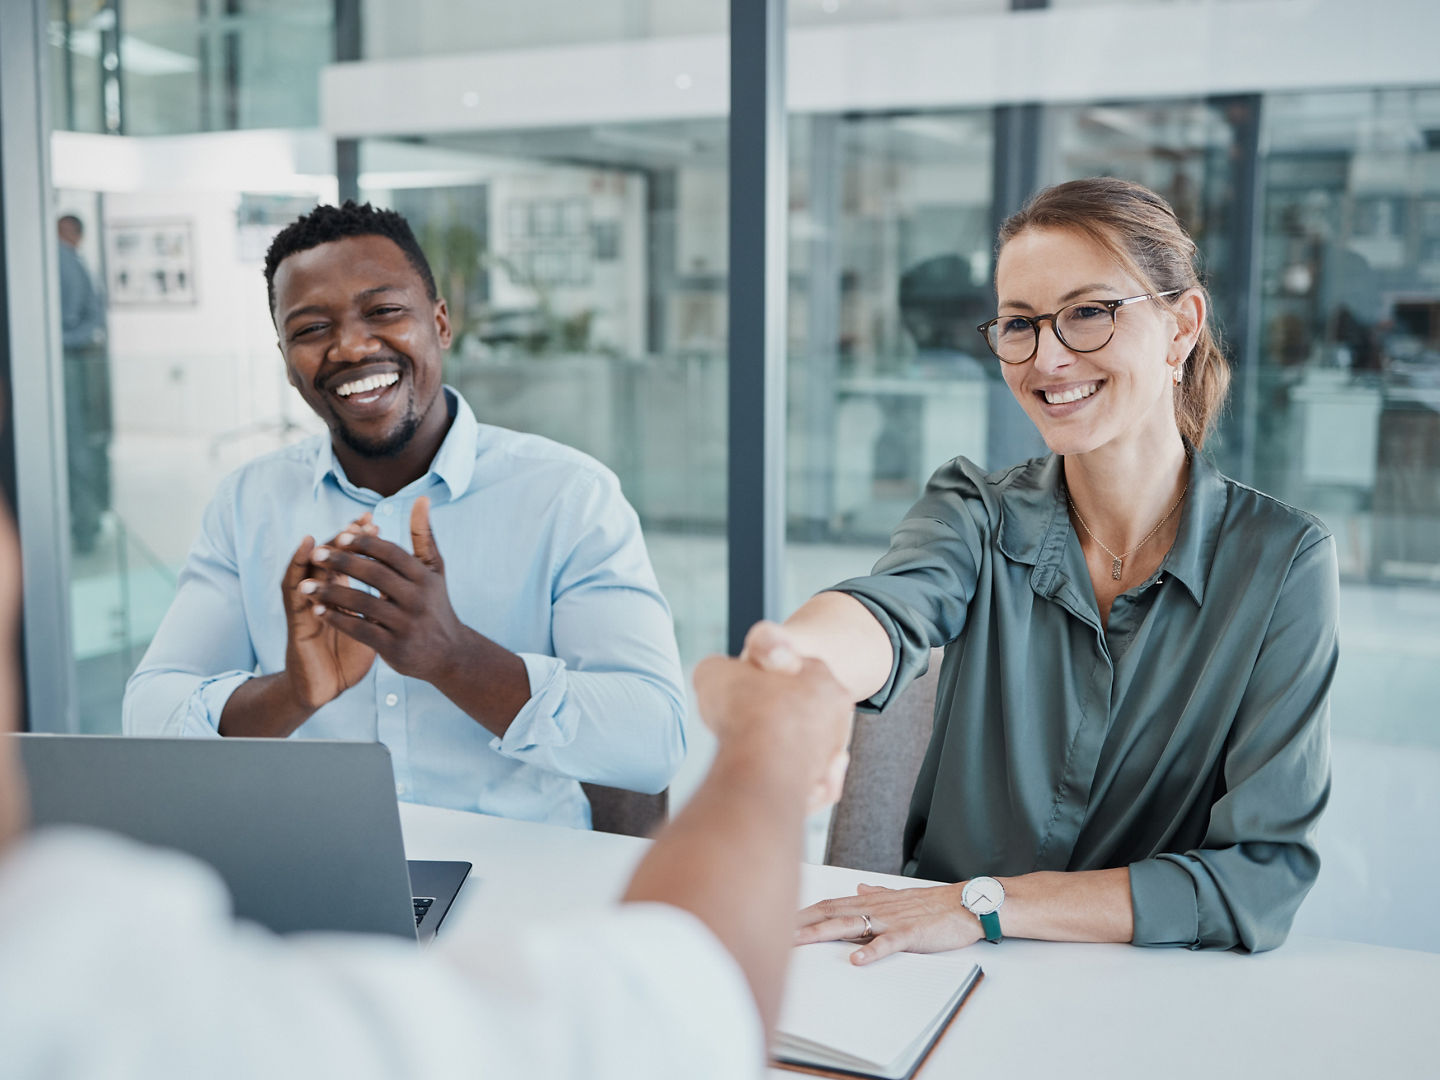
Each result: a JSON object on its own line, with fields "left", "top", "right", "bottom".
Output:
{"left": 56, "top": 213, "right": 111, "bottom": 555}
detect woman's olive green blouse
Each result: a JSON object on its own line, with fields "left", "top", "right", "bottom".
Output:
{"left": 830, "top": 450, "right": 1337, "bottom": 952}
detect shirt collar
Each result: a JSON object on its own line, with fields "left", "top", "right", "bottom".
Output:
{"left": 996, "top": 454, "right": 1069, "bottom": 570}
{"left": 996, "top": 442, "right": 1226, "bottom": 606}
{"left": 310, "top": 386, "right": 478, "bottom": 503}
{"left": 1157, "top": 445, "right": 1226, "bottom": 606}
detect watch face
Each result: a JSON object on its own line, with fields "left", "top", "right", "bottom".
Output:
{"left": 962, "top": 876, "right": 1004, "bottom": 917}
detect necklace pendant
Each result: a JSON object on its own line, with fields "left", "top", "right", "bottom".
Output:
{"left": 1111, "top": 557, "right": 1123, "bottom": 580}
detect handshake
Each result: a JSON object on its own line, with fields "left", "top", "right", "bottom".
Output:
{"left": 693, "top": 621, "right": 854, "bottom": 814}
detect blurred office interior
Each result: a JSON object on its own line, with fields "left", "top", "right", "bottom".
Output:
{"left": 4, "top": 0, "right": 1438, "bottom": 949}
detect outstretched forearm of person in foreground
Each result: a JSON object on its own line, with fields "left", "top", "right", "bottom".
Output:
{"left": 624, "top": 651, "right": 853, "bottom": 1036}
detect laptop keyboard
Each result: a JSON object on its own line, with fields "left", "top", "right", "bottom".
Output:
{"left": 413, "top": 896, "right": 435, "bottom": 926}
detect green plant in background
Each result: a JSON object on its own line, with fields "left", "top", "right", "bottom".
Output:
{"left": 419, "top": 220, "right": 483, "bottom": 338}
{"left": 474, "top": 250, "right": 598, "bottom": 358}
{"left": 418, "top": 216, "right": 600, "bottom": 361}
{"left": 559, "top": 309, "right": 594, "bottom": 353}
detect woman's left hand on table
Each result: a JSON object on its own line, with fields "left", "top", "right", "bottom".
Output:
{"left": 795, "top": 882, "right": 983, "bottom": 965}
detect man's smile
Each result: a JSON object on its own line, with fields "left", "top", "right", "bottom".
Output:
{"left": 334, "top": 371, "right": 400, "bottom": 399}
{"left": 318, "top": 361, "right": 408, "bottom": 414}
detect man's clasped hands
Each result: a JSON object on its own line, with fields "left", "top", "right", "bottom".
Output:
{"left": 281, "top": 497, "right": 468, "bottom": 708}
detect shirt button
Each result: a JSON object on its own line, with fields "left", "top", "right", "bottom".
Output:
{"left": 385, "top": 692, "right": 399, "bottom": 706}
{"left": 378, "top": 503, "right": 394, "bottom": 515}
{"left": 395, "top": 782, "right": 407, "bottom": 796}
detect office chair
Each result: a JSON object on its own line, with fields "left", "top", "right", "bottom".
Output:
{"left": 582, "top": 783, "right": 668, "bottom": 838}
{"left": 823, "top": 650, "right": 943, "bottom": 876}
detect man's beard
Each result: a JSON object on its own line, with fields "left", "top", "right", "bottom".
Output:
{"left": 333, "top": 380, "right": 422, "bottom": 459}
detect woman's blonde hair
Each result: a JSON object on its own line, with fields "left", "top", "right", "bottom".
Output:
{"left": 996, "top": 177, "right": 1231, "bottom": 448}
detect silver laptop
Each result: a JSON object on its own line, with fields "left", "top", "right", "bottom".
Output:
{"left": 11, "top": 734, "right": 470, "bottom": 943}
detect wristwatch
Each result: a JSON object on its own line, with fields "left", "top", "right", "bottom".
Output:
{"left": 961, "top": 876, "right": 1006, "bottom": 943}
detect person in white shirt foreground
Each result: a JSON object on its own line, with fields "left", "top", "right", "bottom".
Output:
{"left": 0, "top": 497, "right": 852, "bottom": 1079}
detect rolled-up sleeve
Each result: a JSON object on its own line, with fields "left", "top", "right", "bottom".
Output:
{"left": 827, "top": 461, "right": 986, "bottom": 712}
{"left": 494, "top": 469, "right": 686, "bottom": 794}
{"left": 1131, "top": 534, "right": 1338, "bottom": 952}
{"left": 123, "top": 482, "right": 256, "bottom": 737}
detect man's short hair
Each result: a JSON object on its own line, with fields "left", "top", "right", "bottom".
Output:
{"left": 58, "top": 214, "right": 83, "bottom": 234}
{"left": 263, "top": 201, "right": 438, "bottom": 319}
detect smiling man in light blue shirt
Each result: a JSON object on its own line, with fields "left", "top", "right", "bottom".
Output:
{"left": 123, "top": 202, "right": 686, "bottom": 828}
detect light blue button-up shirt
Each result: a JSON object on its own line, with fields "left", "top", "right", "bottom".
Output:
{"left": 123, "top": 389, "right": 687, "bottom": 829}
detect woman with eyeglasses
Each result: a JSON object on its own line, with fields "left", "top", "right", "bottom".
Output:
{"left": 748, "top": 176, "right": 1337, "bottom": 959}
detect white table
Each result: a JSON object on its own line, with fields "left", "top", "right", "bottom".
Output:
{"left": 400, "top": 803, "right": 1439, "bottom": 1079}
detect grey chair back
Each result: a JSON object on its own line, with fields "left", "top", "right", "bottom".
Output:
{"left": 582, "top": 782, "right": 668, "bottom": 838}
{"left": 823, "top": 649, "right": 943, "bottom": 875}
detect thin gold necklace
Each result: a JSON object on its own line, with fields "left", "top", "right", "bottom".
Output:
{"left": 1067, "top": 480, "right": 1189, "bottom": 581}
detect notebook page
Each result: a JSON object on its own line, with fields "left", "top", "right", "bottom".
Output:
{"left": 775, "top": 942, "right": 980, "bottom": 1068}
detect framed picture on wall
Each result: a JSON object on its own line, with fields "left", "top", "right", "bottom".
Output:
{"left": 104, "top": 218, "right": 198, "bottom": 306}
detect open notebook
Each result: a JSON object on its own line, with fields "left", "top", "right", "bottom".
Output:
{"left": 771, "top": 942, "right": 982, "bottom": 1080}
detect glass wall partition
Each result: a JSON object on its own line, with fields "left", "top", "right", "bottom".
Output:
{"left": 47, "top": 0, "right": 110, "bottom": 134}
{"left": 785, "top": 110, "right": 997, "bottom": 617}
{"left": 1255, "top": 88, "right": 1440, "bottom": 749}
{"left": 48, "top": 0, "right": 332, "bottom": 136}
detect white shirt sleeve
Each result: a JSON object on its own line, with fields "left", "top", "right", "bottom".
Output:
{"left": 0, "top": 830, "right": 764, "bottom": 1080}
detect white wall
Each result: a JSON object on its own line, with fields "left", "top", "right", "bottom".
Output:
{"left": 98, "top": 188, "right": 300, "bottom": 441}
{"left": 52, "top": 129, "right": 336, "bottom": 197}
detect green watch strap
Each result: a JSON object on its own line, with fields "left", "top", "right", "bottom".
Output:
{"left": 979, "top": 910, "right": 1002, "bottom": 943}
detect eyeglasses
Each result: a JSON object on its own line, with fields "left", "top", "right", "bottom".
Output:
{"left": 975, "top": 290, "right": 1182, "bottom": 364}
